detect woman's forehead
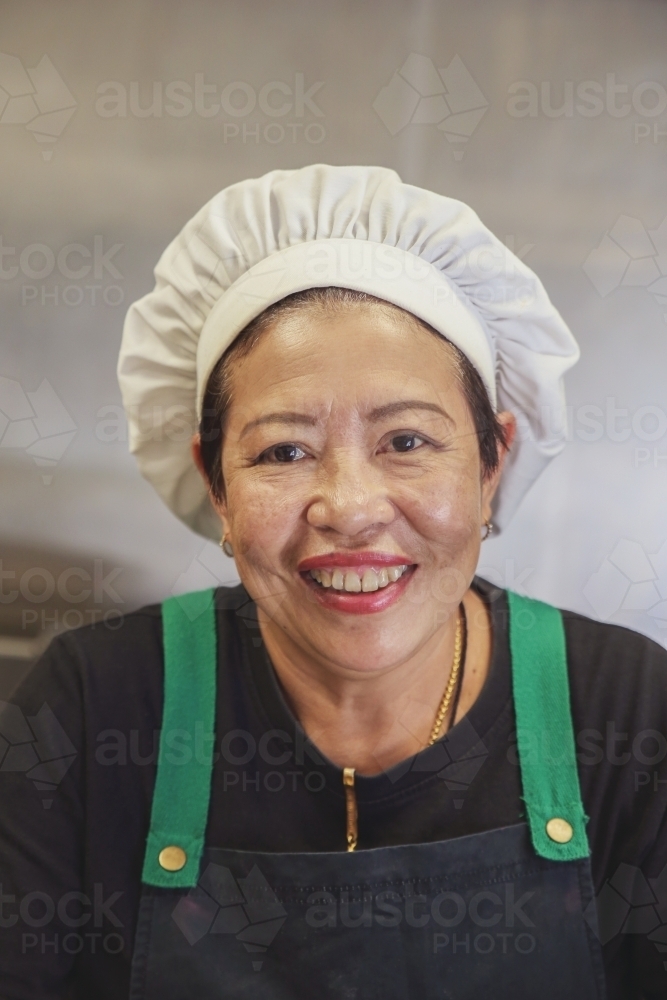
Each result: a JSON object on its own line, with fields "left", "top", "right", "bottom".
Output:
{"left": 234, "top": 367, "right": 463, "bottom": 414}
{"left": 232, "top": 303, "right": 461, "bottom": 385}
{"left": 228, "top": 330, "right": 466, "bottom": 430}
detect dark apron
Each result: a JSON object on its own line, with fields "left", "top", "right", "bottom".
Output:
{"left": 128, "top": 589, "right": 608, "bottom": 999}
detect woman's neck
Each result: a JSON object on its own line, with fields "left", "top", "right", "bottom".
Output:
{"left": 257, "top": 588, "right": 493, "bottom": 776}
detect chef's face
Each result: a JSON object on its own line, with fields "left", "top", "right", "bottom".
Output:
{"left": 205, "top": 303, "right": 512, "bottom": 675}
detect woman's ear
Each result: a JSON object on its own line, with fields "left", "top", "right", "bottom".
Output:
{"left": 191, "top": 433, "right": 206, "bottom": 481}
{"left": 481, "top": 411, "right": 517, "bottom": 522}
{"left": 191, "top": 433, "right": 229, "bottom": 531}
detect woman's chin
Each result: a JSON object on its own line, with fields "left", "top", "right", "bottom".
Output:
{"left": 296, "top": 619, "right": 427, "bottom": 677}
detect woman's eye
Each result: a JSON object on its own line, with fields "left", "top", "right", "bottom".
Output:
{"left": 388, "top": 434, "right": 426, "bottom": 453}
{"left": 261, "top": 444, "right": 307, "bottom": 463}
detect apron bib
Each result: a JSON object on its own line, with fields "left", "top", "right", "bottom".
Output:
{"left": 129, "top": 590, "right": 608, "bottom": 999}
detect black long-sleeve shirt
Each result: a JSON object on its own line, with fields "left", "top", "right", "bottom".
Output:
{"left": 1, "top": 578, "right": 667, "bottom": 998}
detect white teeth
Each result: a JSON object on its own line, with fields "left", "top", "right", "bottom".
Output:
{"left": 309, "top": 564, "right": 410, "bottom": 591}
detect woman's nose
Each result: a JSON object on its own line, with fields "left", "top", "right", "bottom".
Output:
{"left": 305, "top": 453, "right": 395, "bottom": 536}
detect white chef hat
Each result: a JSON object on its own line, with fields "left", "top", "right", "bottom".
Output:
{"left": 118, "top": 164, "right": 579, "bottom": 539}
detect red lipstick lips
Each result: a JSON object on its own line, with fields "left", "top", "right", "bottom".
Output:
{"left": 297, "top": 551, "right": 416, "bottom": 615}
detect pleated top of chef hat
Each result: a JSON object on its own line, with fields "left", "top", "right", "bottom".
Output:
{"left": 118, "top": 163, "right": 579, "bottom": 540}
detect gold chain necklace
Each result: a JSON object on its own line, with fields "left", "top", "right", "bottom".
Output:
{"left": 343, "top": 604, "right": 465, "bottom": 851}
{"left": 427, "top": 604, "right": 464, "bottom": 745}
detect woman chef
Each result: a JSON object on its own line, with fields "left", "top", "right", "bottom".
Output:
{"left": 1, "top": 165, "right": 667, "bottom": 999}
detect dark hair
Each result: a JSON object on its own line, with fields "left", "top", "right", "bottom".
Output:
{"left": 199, "top": 287, "right": 508, "bottom": 501}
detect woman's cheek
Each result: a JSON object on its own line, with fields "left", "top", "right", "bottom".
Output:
{"left": 403, "top": 485, "right": 480, "bottom": 610}
{"left": 400, "top": 466, "right": 480, "bottom": 542}
{"left": 227, "top": 475, "right": 302, "bottom": 577}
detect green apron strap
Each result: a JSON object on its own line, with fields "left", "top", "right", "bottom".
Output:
{"left": 140, "top": 586, "right": 587, "bottom": 882}
{"left": 507, "top": 590, "right": 589, "bottom": 861}
{"left": 141, "top": 588, "right": 217, "bottom": 888}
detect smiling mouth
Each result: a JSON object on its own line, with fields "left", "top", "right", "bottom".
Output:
{"left": 305, "top": 564, "right": 412, "bottom": 593}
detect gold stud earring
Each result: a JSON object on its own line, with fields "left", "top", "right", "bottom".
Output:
{"left": 481, "top": 519, "right": 493, "bottom": 541}
{"left": 220, "top": 536, "right": 234, "bottom": 558}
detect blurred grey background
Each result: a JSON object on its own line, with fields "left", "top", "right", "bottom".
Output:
{"left": 2, "top": 0, "right": 667, "bottom": 694}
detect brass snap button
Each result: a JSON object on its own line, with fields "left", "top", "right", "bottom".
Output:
{"left": 158, "top": 845, "right": 187, "bottom": 871}
{"left": 546, "top": 817, "right": 573, "bottom": 844}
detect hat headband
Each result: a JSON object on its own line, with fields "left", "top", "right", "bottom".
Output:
{"left": 196, "top": 238, "right": 496, "bottom": 417}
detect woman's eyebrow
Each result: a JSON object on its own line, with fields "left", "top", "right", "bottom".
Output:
{"left": 240, "top": 412, "right": 318, "bottom": 438}
{"left": 368, "top": 400, "right": 455, "bottom": 425}
{"left": 240, "top": 401, "right": 455, "bottom": 438}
